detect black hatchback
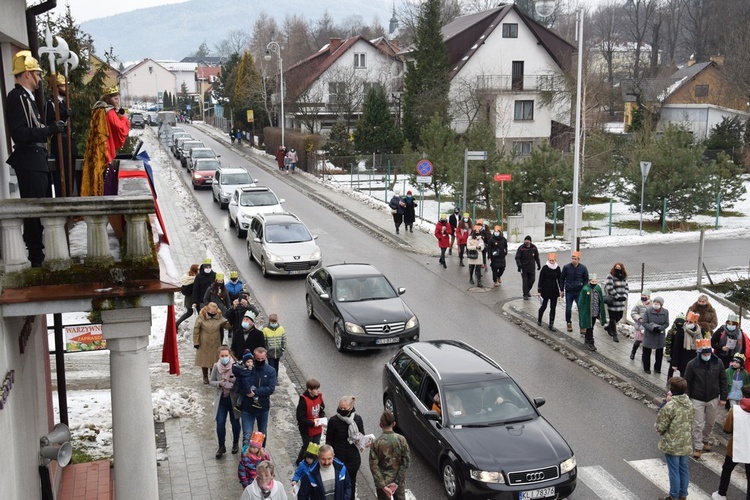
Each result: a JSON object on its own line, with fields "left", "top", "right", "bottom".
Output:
{"left": 382, "top": 341, "right": 577, "bottom": 500}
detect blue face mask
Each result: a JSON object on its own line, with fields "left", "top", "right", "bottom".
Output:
{"left": 241, "top": 321, "right": 251, "bottom": 329}
{"left": 727, "top": 325, "right": 737, "bottom": 332}
{"left": 220, "top": 357, "right": 230, "bottom": 365}
{"left": 701, "top": 354, "right": 711, "bottom": 362}
{"left": 269, "top": 323, "right": 278, "bottom": 328}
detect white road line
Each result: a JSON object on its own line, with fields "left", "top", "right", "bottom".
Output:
{"left": 699, "top": 452, "right": 747, "bottom": 494}
{"left": 578, "top": 466, "right": 640, "bottom": 500}
{"left": 628, "top": 458, "right": 711, "bottom": 500}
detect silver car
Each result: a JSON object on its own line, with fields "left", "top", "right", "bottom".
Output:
{"left": 247, "top": 212, "right": 322, "bottom": 277}
{"left": 211, "top": 167, "right": 256, "bottom": 209}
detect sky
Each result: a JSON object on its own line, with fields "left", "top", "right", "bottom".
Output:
{"left": 47, "top": 0, "right": 189, "bottom": 23}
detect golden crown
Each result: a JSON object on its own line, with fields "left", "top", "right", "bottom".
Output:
{"left": 56, "top": 74, "right": 67, "bottom": 86}
{"left": 12, "top": 50, "right": 42, "bottom": 75}
{"left": 103, "top": 85, "right": 120, "bottom": 96}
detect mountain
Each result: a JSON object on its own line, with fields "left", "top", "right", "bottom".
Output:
{"left": 81, "top": 0, "right": 392, "bottom": 63}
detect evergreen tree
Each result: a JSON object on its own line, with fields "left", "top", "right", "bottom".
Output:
{"left": 401, "top": 0, "right": 450, "bottom": 147}
{"left": 461, "top": 120, "right": 503, "bottom": 211}
{"left": 354, "top": 85, "right": 403, "bottom": 154}
{"left": 232, "top": 51, "right": 263, "bottom": 132}
{"left": 504, "top": 142, "right": 573, "bottom": 214}
{"left": 325, "top": 119, "right": 354, "bottom": 168}
{"left": 705, "top": 116, "right": 744, "bottom": 164}
{"left": 418, "top": 113, "right": 462, "bottom": 196}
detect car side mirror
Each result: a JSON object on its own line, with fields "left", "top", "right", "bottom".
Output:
{"left": 397, "top": 287, "right": 406, "bottom": 295}
{"left": 253, "top": 178, "right": 259, "bottom": 183}
{"left": 533, "top": 397, "right": 546, "bottom": 408}
{"left": 313, "top": 235, "right": 318, "bottom": 240}
{"left": 424, "top": 410, "right": 440, "bottom": 421}
{"left": 320, "top": 293, "right": 330, "bottom": 301}
{"left": 279, "top": 198, "right": 286, "bottom": 203}
{"left": 217, "top": 154, "right": 221, "bottom": 158}
{"left": 253, "top": 237, "right": 261, "bottom": 243}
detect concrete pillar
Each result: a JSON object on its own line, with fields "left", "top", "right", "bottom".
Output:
{"left": 0, "top": 218, "right": 31, "bottom": 272}
{"left": 563, "top": 204, "right": 584, "bottom": 242}
{"left": 124, "top": 214, "right": 151, "bottom": 261}
{"left": 40, "top": 215, "right": 72, "bottom": 271}
{"left": 101, "top": 308, "right": 158, "bottom": 500}
{"left": 84, "top": 215, "right": 114, "bottom": 266}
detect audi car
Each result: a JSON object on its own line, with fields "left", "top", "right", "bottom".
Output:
{"left": 382, "top": 341, "right": 577, "bottom": 500}
{"left": 305, "top": 264, "right": 419, "bottom": 352}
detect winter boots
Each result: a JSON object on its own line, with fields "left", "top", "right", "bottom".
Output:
{"left": 215, "top": 444, "right": 226, "bottom": 459}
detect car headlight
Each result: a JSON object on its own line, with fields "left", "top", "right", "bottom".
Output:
{"left": 345, "top": 322, "right": 364, "bottom": 334}
{"left": 470, "top": 469, "right": 505, "bottom": 484}
{"left": 311, "top": 248, "right": 322, "bottom": 260}
{"left": 560, "top": 455, "right": 576, "bottom": 474}
{"left": 266, "top": 252, "right": 282, "bottom": 262}
{"left": 405, "top": 315, "right": 418, "bottom": 329}
{"left": 192, "top": 173, "right": 202, "bottom": 180}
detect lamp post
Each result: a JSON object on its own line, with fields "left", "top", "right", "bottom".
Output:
{"left": 264, "top": 41, "right": 284, "bottom": 148}
{"left": 535, "top": 0, "right": 582, "bottom": 251}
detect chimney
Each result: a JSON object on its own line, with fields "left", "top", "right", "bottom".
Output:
{"left": 710, "top": 54, "right": 725, "bottom": 66}
{"left": 687, "top": 54, "right": 696, "bottom": 67}
{"left": 329, "top": 38, "right": 343, "bottom": 53}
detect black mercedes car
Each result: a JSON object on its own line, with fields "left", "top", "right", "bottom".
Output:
{"left": 382, "top": 341, "right": 577, "bottom": 500}
{"left": 305, "top": 264, "right": 419, "bottom": 352}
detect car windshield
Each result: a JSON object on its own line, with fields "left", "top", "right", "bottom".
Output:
{"left": 195, "top": 161, "right": 220, "bottom": 171}
{"left": 265, "top": 222, "right": 312, "bottom": 244}
{"left": 240, "top": 191, "right": 279, "bottom": 207}
{"left": 334, "top": 276, "right": 397, "bottom": 302}
{"left": 222, "top": 173, "right": 252, "bottom": 185}
{"left": 194, "top": 150, "right": 215, "bottom": 158}
{"left": 440, "top": 379, "right": 536, "bottom": 427}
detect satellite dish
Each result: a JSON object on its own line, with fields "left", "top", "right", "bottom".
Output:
{"left": 534, "top": 0, "right": 556, "bottom": 18}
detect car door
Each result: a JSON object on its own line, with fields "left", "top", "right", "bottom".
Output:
{"left": 228, "top": 191, "right": 239, "bottom": 223}
{"left": 414, "top": 375, "right": 447, "bottom": 469}
{"left": 309, "top": 270, "right": 334, "bottom": 329}
{"left": 212, "top": 171, "right": 221, "bottom": 198}
{"left": 391, "top": 356, "right": 425, "bottom": 443}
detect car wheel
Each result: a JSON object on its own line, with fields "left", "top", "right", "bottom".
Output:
{"left": 220, "top": 202, "right": 228, "bottom": 210}
{"left": 212, "top": 190, "right": 217, "bottom": 203}
{"left": 260, "top": 257, "right": 269, "bottom": 277}
{"left": 247, "top": 241, "right": 253, "bottom": 262}
{"left": 192, "top": 183, "right": 198, "bottom": 190}
{"left": 305, "top": 294, "right": 315, "bottom": 319}
{"left": 237, "top": 224, "right": 246, "bottom": 239}
{"left": 228, "top": 212, "right": 236, "bottom": 228}
{"left": 442, "top": 460, "right": 462, "bottom": 500}
{"left": 383, "top": 393, "right": 398, "bottom": 423}
{"left": 333, "top": 324, "right": 345, "bottom": 352}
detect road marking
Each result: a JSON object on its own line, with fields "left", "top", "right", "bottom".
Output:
{"left": 699, "top": 451, "right": 747, "bottom": 494}
{"left": 628, "top": 458, "right": 711, "bottom": 500}
{"left": 578, "top": 465, "right": 640, "bottom": 499}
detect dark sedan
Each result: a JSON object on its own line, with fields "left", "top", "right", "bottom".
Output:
{"left": 383, "top": 341, "right": 577, "bottom": 500}
{"left": 305, "top": 264, "right": 419, "bottom": 352}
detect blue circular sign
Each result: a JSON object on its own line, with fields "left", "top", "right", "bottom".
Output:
{"left": 416, "top": 159, "right": 433, "bottom": 176}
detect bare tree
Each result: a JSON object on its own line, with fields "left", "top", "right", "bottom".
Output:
{"left": 591, "top": 1, "right": 626, "bottom": 115}
{"left": 721, "top": 13, "right": 750, "bottom": 101}
{"left": 249, "top": 12, "right": 280, "bottom": 62}
{"left": 683, "top": 0, "right": 717, "bottom": 61}
{"left": 396, "top": 0, "right": 462, "bottom": 46}
{"left": 214, "top": 30, "right": 251, "bottom": 57}
{"left": 280, "top": 14, "right": 316, "bottom": 67}
{"left": 660, "top": 0, "right": 686, "bottom": 65}
{"left": 289, "top": 86, "right": 326, "bottom": 133}
{"left": 624, "top": 0, "right": 659, "bottom": 81}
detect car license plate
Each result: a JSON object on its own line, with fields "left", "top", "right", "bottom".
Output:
{"left": 287, "top": 270, "right": 306, "bottom": 275}
{"left": 376, "top": 337, "right": 400, "bottom": 345}
{"left": 519, "top": 486, "right": 555, "bottom": 499}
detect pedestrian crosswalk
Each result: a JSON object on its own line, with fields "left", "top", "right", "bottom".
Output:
{"left": 578, "top": 454, "right": 747, "bottom": 499}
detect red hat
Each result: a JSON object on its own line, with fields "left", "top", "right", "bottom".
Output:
{"left": 407, "top": 190, "right": 412, "bottom": 195}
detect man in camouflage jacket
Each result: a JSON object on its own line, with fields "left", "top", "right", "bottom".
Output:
{"left": 369, "top": 411, "right": 410, "bottom": 500}
{"left": 655, "top": 377, "right": 695, "bottom": 500}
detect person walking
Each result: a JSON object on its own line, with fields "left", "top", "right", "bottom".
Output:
{"left": 296, "top": 379, "right": 326, "bottom": 465}
{"left": 230, "top": 310, "right": 266, "bottom": 361}
{"left": 711, "top": 313, "right": 745, "bottom": 369}
{"left": 192, "top": 258, "right": 216, "bottom": 312}
{"left": 240, "top": 461, "right": 288, "bottom": 500}
{"left": 262, "top": 313, "right": 286, "bottom": 375}
{"left": 369, "top": 411, "right": 410, "bottom": 500}
{"left": 434, "top": 215, "right": 451, "bottom": 269}
{"left": 515, "top": 235, "right": 540, "bottom": 300}
{"left": 467, "top": 226, "right": 485, "bottom": 287}
{"left": 226, "top": 271, "right": 244, "bottom": 302}
{"left": 685, "top": 338, "right": 727, "bottom": 458}
{"left": 711, "top": 385, "right": 750, "bottom": 500}
{"left": 454, "top": 215, "right": 470, "bottom": 267}
{"left": 326, "top": 396, "right": 365, "bottom": 500}
{"left": 642, "top": 296, "right": 670, "bottom": 375}
{"left": 230, "top": 128, "right": 236, "bottom": 144}
{"left": 688, "top": 295, "right": 718, "bottom": 334}
{"left": 666, "top": 312, "right": 706, "bottom": 379}
{"left": 5, "top": 51, "right": 65, "bottom": 267}
{"left": 726, "top": 354, "right": 750, "bottom": 408}
{"left": 297, "top": 444, "right": 352, "bottom": 500}
{"left": 193, "top": 302, "right": 231, "bottom": 384}
{"left": 209, "top": 345, "right": 241, "bottom": 458}
{"left": 578, "top": 274, "right": 607, "bottom": 352}
{"left": 238, "top": 347, "right": 277, "bottom": 447}
{"left": 402, "top": 191, "right": 417, "bottom": 233}
{"left": 275, "top": 145, "right": 286, "bottom": 171}
{"left": 389, "top": 190, "right": 405, "bottom": 234}
{"left": 176, "top": 264, "right": 199, "bottom": 329}
{"left": 226, "top": 291, "right": 261, "bottom": 342}
{"left": 559, "top": 252, "right": 589, "bottom": 332}
{"left": 286, "top": 148, "right": 298, "bottom": 174}
{"left": 537, "top": 253, "right": 562, "bottom": 332}
{"left": 203, "top": 273, "right": 231, "bottom": 316}
{"left": 655, "top": 377, "right": 695, "bottom": 500}
{"left": 630, "top": 290, "right": 652, "bottom": 360}
{"left": 487, "top": 226, "right": 508, "bottom": 287}
{"left": 603, "top": 263, "right": 629, "bottom": 342}
{"left": 448, "top": 207, "right": 460, "bottom": 255}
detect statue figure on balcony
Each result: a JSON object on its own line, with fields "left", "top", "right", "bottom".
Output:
{"left": 80, "top": 85, "right": 130, "bottom": 197}
{"left": 4, "top": 50, "right": 65, "bottom": 267}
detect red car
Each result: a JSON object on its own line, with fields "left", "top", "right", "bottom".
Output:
{"left": 191, "top": 158, "right": 221, "bottom": 189}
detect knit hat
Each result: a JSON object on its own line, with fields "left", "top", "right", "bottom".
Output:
{"left": 686, "top": 311, "right": 700, "bottom": 323}
{"left": 229, "top": 271, "right": 239, "bottom": 279}
{"left": 305, "top": 442, "right": 320, "bottom": 456}
{"left": 215, "top": 273, "right": 224, "bottom": 281}
{"left": 524, "top": 235, "right": 532, "bottom": 242}
{"left": 641, "top": 289, "right": 652, "bottom": 297}
{"left": 652, "top": 296, "right": 664, "bottom": 305}
{"left": 733, "top": 353, "right": 746, "bottom": 364}
{"left": 249, "top": 431, "right": 265, "bottom": 448}
{"left": 696, "top": 338, "right": 712, "bottom": 353}
{"left": 674, "top": 313, "right": 686, "bottom": 326}
{"left": 243, "top": 310, "right": 256, "bottom": 321}
{"left": 203, "top": 257, "right": 212, "bottom": 265}
{"left": 728, "top": 313, "right": 740, "bottom": 323}
{"left": 242, "top": 350, "right": 254, "bottom": 362}
{"left": 407, "top": 190, "right": 412, "bottom": 195}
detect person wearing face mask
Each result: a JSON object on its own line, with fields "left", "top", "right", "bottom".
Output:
{"left": 603, "top": 263, "right": 629, "bottom": 342}
{"left": 402, "top": 191, "right": 417, "bottom": 233}
{"left": 388, "top": 189, "right": 405, "bottom": 234}
{"left": 671, "top": 312, "right": 706, "bottom": 380}
{"left": 725, "top": 354, "right": 750, "bottom": 408}
{"left": 711, "top": 313, "right": 746, "bottom": 369}
{"left": 238, "top": 347, "right": 277, "bottom": 447}
{"left": 326, "top": 396, "right": 365, "bottom": 500}
{"left": 487, "top": 225, "right": 508, "bottom": 287}
{"left": 231, "top": 310, "right": 266, "bottom": 361}
{"left": 240, "top": 460, "right": 288, "bottom": 500}
{"left": 629, "top": 289, "right": 652, "bottom": 360}
{"left": 685, "top": 338, "right": 727, "bottom": 458}
{"left": 176, "top": 263, "right": 200, "bottom": 329}
{"left": 262, "top": 313, "right": 286, "bottom": 375}
{"left": 537, "top": 253, "right": 562, "bottom": 331}
{"left": 578, "top": 274, "right": 607, "bottom": 352}
{"left": 192, "top": 258, "right": 216, "bottom": 312}
{"left": 209, "top": 345, "right": 241, "bottom": 458}
{"left": 448, "top": 207, "right": 460, "bottom": 255}
{"left": 467, "top": 226, "right": 485, "bottom": 287}
{"left": 515, "top": 235, "right": 540, "bottom": 299}
{"left": 226, "top": 271, "right": 245, "bottom": 302}
{"left": 193, "top": 302, "right": 231, "bottom": 384}
{"left": 434, "top": 214, "right": 452, "bottom": 268}
{"left": 203, "top": 273, "right": 231, "bottom": 316}
{"left": 454, "top": 214, "right": 471, "bottom": 267}
{"left": 227, "top": 291, "right": 261, "bottom": 340}
{"left": 642, "top": 296, "right": 670, "bottom": 375}
{"left": 665, "top": 314, "right": 690, "bottom": 380}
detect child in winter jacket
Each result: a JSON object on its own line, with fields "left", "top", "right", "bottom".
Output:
{"left": 726, "top": 353, "right": 750, "bottom": 407}
{"left": 238, "top": 432, "right": 271, "bottom": 487}
{"left": 262, "top": 313, "right": 286, "bottom": 376}
{"left": 292, "top": 442, "right": 320, "bottom": 489}
{"left": 232, "top": 351, "right": 256, "bottom": 411}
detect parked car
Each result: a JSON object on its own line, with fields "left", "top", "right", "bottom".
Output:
{"left": 178, "top": 140, "right": 204, "bottom": 166}
{"left": 172, "top": 136, "right": 193, "bottom": 158}
{"left": 382, "top": 340, "right": 577, "bottom": 500}
{"left": 305, "top": 263, "right": 419, "bottom": 352}
{"left": 227, "top": 186, "right": 284, "bottom": 238}
{"left": 170, "top": 132, "right": 191, "bottom": 153}
{"left": 211, "top": 166, "right": 256, "bottom": 209}
{"left": 247, "top": 212, "right": 322, "bottom": 277}
{"left": 130, "top": 113, "right": 146, "bottom": 129}
{"left": 186, "top": 147, "right": 219, "bottom": 171}
{"left": 190, "top": 159, "right": 221, "bottom": 189}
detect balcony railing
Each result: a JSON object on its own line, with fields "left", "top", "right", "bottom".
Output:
{"left": 476, "top": 74, "right": 562, "bottom": 92}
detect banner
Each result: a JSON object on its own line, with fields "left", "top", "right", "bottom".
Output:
{"left": 64, "top": 324, "right": 106, "bottom": 352}
{"left": 247, "top": 110, "right": 254, "bottom": 123}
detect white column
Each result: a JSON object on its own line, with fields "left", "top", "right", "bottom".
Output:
{"left": 0, "top": 218, "right": 30, "bottom": 272}
{"left": 101, "top": 308, "right": 158, "bottom": 500}
{"left": 124, "top": 214, "right": 151, "bottom": 261}
{"left": 84, "top": 215, "right": 114, "bottom": 266}
{"left": 40, "top": 215, "right": 72, "bottom": 271}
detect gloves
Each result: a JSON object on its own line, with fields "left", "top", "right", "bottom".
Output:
{"left": 518, "top": 268, "right": 522, "bottom": 273}
{"left": 117, "top": 108, "right": 125, "bottom": 115}
{"left": 47, "top": 120, "right": 65, "bottom": 135}
{"left": 537, "top": 266, "right": 541, "bottom": 271}
{"left": 653, "top": 326, "right": 663, "bottom": 335}
{"left": 616, "top": 296, "right": 627, "bottom": 301}
{"left": 194, "top": 345, "right": 199, "bottom": 349}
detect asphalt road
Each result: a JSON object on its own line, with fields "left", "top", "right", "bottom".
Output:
{"left": 174, "top": 125, "right": 735, "bottom": 499}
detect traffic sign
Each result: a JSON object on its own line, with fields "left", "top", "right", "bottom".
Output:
{"left": 493, "top": 173, "right": 512, "bottom": 182}
{"left": 416, "top": 176, "right": 432, "bottom": 184}
{"left": 467, "top": 150, "right": 488, "bottom": 160}
{"left": 640, "top": 161, "right": 652, "bottom": 179}
{"left": 416, "top": 159, "right": 433, "bottom": 176}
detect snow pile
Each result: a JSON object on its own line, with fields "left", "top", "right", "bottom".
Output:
{"left": 152, "top": 388, "right": 204, "bottom": 422}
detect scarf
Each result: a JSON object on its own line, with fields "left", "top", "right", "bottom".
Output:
{"left": 337, "top": 411, "right": 360, "bottom": 445}
{"left": 683, "top": 325, "right": 701, "bottom": 351}
{"left": 217, "top": 360, "right": 233, "bottom": 397}
{"left": 546, "top": 261, "right": 558, "bottom": 270}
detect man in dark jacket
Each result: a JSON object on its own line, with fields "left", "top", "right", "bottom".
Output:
{"left": 239, "top": 347, "right": 276, "bottom": 447}
{"left": 685, "top": 338, "right": 728, "bottom": 458}
{"left": 559, "top": 251, "right": 589, "bottom": 332}
{"left": 5, "top": 51, "right": 65, "bottom": 267}
{"left": 448, "top": 207, "right": 460, "bottom": 255}
{"left": 226, "top": 291, "right": 260, "bottom": 339}
{"left": 298, "top": 444, "right": 352, "bottom": 500}
{"left": 192, "top": 258, "right": 216, "bottom": 311}
{"left": 230, "top": 310, "right": 266, "bottom": 361}
{"left": 487, "top": 225, "right": 508, "bottom": 287}
{"left": 45, "top": 74, "right": 77, "bottom": 197}
{"left": 515, "top": 235, "right": 540, "bottom": 299}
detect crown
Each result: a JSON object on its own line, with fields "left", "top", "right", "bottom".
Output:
{"left": 103, "top": 85, "right": 120, "bottom": 96}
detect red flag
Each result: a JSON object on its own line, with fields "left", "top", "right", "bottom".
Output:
{"left": 162, "top": 305, "right": 180, "bottom": 375}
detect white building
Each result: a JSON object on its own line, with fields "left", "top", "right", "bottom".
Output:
{"left": 119, "top": 58, "right": 177, "bottom": 106}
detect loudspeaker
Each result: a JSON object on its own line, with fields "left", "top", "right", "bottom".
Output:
{"left": 40, "top": 423, "right": 71, "bottom": 447}
{"left": 40, "top": 442, "right": 72, "bottom": 467}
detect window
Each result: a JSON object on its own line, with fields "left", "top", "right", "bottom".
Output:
{"left": 514, "top": 100, "right": 534, "bottom": 120}
{"left": 512, "top": 61, "right": 524, "bottom": 90}
{"left": 328, "top": 82, "right": 347, "bottom": 105}
{"left": 400, "top": 359, "right": 425, "bottom": 394}
{"left": 513, "top": 141, "right": 533, "bottom": 156}
{"left": 363, "top": 82, "right": 383, "bottom": 96}
{"left": 695, "top": 84, "right": 709, "bottom": 97}
{"left": 354, "top": 53, "right": 366, "bottom": 68}
{"left": 502, "top": 23, "right": 518, "bottom": 38}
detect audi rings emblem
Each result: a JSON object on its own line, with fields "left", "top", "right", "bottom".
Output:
{"left": 526, "top": 471, "right": 545, "bottom": 482}
{"left": 381, "top": 325, "right": 392, "bottom": 333}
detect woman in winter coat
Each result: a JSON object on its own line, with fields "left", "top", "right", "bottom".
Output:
{"left": 192, "top": 259, "right": 216, "bottom": 312}
{"left": 629, "top": 289, "right": 651, "bottom": 360}
{"left": 487, "top": 225, "right": 508, "bottom": 287}
{"left": 176, "top": 263, "right": 199, "bottom": 329}
{"left": 642, "top": 296, "right": 670, "bottom": 374}
{"left": 666, "top": 311, "right": 706, "bottom": 379}
{"left": 434, "top": 215, "right": 451, "bottom": 268}
{"left": 209, "top": 345, "right": 240, "bottom": 458}
{"left": 688, "top": 295, "right": 718, "bottom": 333}
{"left": 194, "top": 302, "right": 231, "bottom": 384}
{"left": 603, "top": 262, "right": 629, "bottom": 342}
{"left": 454, "top": 216, "right": 471, "bottom": 267}
{"left": 466, "top": 227, "right": 485, "bottom": 287}
{"left": 285, "top": 148, "right": 298, "bottom": 173}
{"left": 402, "top": 191, "right": 417, "bottom": 233}
{"left": 240, "top": 461, "right": 288, "bottom": 500}
{"left": 275, "top": 146, "right": 286, "bottom": 171}
{"left": 326, "top": 396, "right": 365, "bottom": 500}
{"left": 711, "top": 313, "right": 746, "bottom": 369}
{"left": 537, "top": 253, "right": 562, "bottom": 331}
{"left": 203, "top": 273, "right": 231, "bottom": 315}
{"left": 388, "top": 190, "right": 405, "bottom": 234}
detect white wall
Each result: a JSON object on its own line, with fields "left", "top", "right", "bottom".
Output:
{"left": 120, "top": 61, "right": 176, "bottom": 103}
{"left": 660, "top": 105, "right": 750, "bottom": 141}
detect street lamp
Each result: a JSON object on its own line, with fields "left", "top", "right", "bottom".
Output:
{"left": 264, "top": 41, "right": 284, "bottom": 148}
{"left": 535, "top": 0, "right": 582, "bottom": 251}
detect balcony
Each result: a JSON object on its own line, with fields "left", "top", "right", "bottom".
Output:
{"left": 476, "top": 74, "right": 562, "bottom": 93}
